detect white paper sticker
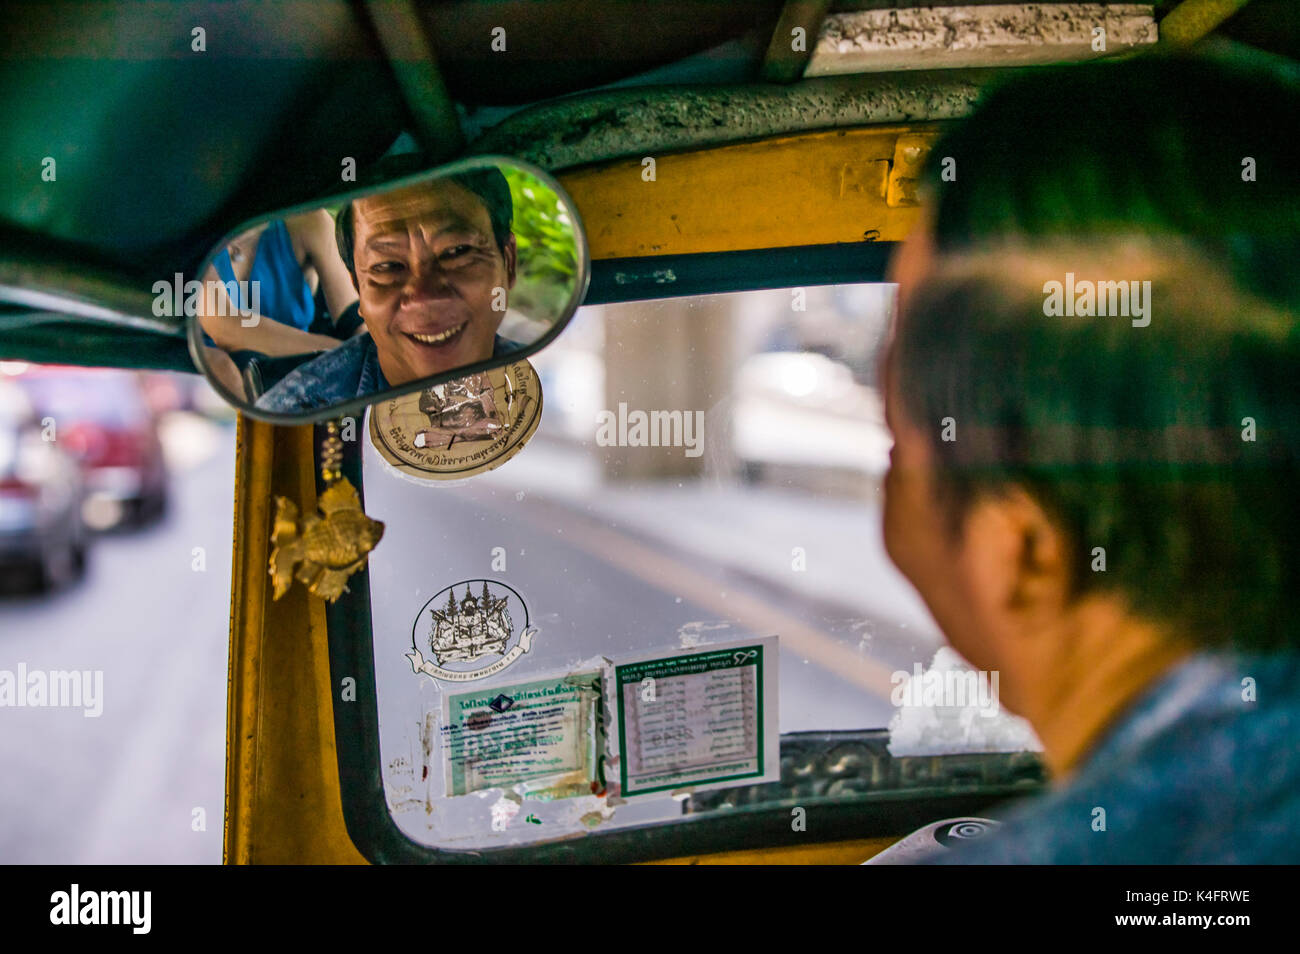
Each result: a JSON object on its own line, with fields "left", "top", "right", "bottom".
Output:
{"left": 613, "top": 636, "right": 779, "bottom": 796}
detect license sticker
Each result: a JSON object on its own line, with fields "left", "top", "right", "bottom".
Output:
{"left": 613, "top": 636, "right": 779, "bottom": 796}
{"left": 442, "top": 671, "right": 605, "bottom": 799}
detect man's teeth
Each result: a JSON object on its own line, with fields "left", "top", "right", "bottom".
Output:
{"left": 411, "top": 323, "right": 466, "bottom": 344}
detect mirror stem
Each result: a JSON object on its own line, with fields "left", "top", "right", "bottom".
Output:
{"left": 361, "top": 0, "right": 466, "bottom": 162}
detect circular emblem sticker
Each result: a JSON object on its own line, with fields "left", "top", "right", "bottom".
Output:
{"left": 368, "top": 360, "right": 542, "bottom": 481}
{"left": 406, "top": 579, "right": 537, "bottom": 683}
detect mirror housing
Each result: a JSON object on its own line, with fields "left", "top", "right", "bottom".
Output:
{"left": 187, "top": 155, "right": 588, "bottom": 423}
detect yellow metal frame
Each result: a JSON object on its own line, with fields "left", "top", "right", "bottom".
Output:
{"left": 223, "top": 123, "right": 940, "bottom": 864}
{"left": 565, "top": 125, "right": 936, "bottom": 258}
{"left": 225, "top": 416, "right": 367, "bottom": 863}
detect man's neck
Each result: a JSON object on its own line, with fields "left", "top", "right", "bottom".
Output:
{"left": 372, "top": 335, "right": 511, "bottom": 395}
{"left": 371, "top": 346, "right": 407, "bottom": 393}
{"left": 1013, "top": 599, "right": 1194, "bottom": 780}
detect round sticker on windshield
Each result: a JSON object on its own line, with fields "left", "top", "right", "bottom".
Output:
{"left": 368, "top": 359, "right": 542, "bottom": 481}
{"left": 407, "top": 580, "right": 537, "bottom": 683}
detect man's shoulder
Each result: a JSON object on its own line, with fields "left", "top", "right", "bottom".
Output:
{"left": 254, "top": 335, "right": 372, "bottom": 413}
{"left": 933, "top": 652, "right": 1300, "bottom": 864}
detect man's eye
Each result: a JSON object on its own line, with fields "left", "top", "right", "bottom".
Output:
{"left": 441, "top": 245, "right": 474, "bottom": 260}
{"left": 371, "top": 262, "right": 405, "bottom": 273}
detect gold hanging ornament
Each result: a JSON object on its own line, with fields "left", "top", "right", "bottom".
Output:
{"left": 269, "top": 418, "right": 385, "bottom": 602}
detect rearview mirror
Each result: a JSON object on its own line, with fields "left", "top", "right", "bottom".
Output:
{"left": 186, "top": 156, "right": 588, "bottom": 422}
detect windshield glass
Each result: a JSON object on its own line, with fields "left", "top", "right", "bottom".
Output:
{"left": 362, "top": 285, "right": 1037, "bottom": 850}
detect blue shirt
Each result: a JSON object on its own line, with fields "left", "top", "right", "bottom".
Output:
{"left": 254, "top": 332, "right": 519, "bottom": 414}
{"left": 929, "top": 651, "right": 1300, "bottom": 864}
{"left": 212, "top": 220, "right": 315, "bottom": 331}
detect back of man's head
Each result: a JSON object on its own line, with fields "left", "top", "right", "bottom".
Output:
{"left": 898, "top": 53, "right": 1300, "bottom": 652}
{"left": 893, "top": 240, "right": 1299, "bottom": 652}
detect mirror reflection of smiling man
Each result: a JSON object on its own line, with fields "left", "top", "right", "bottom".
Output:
{"left": 352, "top": 176, "right": 516, "bottom": 385}
{"left": 256, "top": 168, "right": 517, "bottom": 413}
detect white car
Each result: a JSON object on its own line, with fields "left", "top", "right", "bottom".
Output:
{"left": 0, "top": 379, "right": 88, "bottom": 591}
{"left": 732, "top": 351, "right": 892, "bottom": 482}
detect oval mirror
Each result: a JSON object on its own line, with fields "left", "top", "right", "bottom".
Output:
{"left": 186, "top": 155, "right": 589, "bottom": 422}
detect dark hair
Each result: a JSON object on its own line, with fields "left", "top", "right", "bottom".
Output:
{"left": 896, "top": 55, "right": 1300, "bottom": 652}
{"left": 333, "top": 155, "right": 514, "bottom": 274}
{"left": 922, "top": 55, "right": 1300, "bottom": 311}
{"left": 895, "top": 242, "right": 1298, "bottom": 652}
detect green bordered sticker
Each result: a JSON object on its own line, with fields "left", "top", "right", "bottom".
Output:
{"left": 443, "top": 670, "right": 605, "bottom": 800}
{"left": 613, "top": 635, "right": 779, "bottom": 797}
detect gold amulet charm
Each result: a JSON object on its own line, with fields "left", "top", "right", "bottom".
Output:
{"left": 268, "top": 477, "right": 385, "bottom": 603}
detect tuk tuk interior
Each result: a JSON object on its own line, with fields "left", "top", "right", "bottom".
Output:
{"left": 2, "top": 0, "right": 1295, "bottom": 864}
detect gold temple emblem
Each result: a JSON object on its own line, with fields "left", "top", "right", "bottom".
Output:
{"left": 429, "top": 582, "right": 514, "bottom": 664}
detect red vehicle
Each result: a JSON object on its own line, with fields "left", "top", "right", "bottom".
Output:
{"left": 12, "top": 367, "right": 168, "bottom": 529}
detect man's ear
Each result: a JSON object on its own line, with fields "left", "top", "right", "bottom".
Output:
{"left": 503, "top": 233, "right": 517, "bottom": 289}
{"left": 1001, "top": 488, "right": 1071, "bottom": 614}
{"left": 960, "top": 487, "right": 1071, "bottom": 625}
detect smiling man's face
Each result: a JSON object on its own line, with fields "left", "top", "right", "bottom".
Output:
{"left": 351, "top": 178, "right": 516, "bottom": 387}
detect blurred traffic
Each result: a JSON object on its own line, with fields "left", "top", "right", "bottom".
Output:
{"left": 0, "top": 362, "right": 233, "bottom": 596}
{"left": 0, "top": 376, "right": 87, "bottom": 592}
